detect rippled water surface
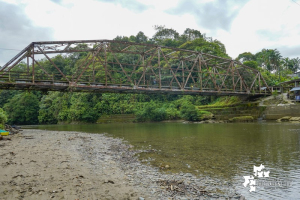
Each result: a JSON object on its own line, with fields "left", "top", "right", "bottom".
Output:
{"left": 30, "top": 122, "right": 300, "bottom": 199}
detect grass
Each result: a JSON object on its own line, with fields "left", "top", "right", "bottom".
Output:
{"left": 197, "top": 96, "right": 242, "bottom": 109}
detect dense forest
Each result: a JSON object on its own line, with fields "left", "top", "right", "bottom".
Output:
{"left": 0, "top": 26, "right": 299, "bottom": 125}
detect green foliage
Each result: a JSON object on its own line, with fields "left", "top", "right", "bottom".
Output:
{"left": 198, "top": 96, "right": 241, "bottom": 108}
{"left": 164, "top": 104, "right": 180, "bottom": 120}
{"left": 173, "top": 95, "right": 195, "bottom": 108}
{"left": 243, "top": 61, "right": 258, "bottom": 69}
{"left": 39, "top": 92, "right": 101, "bottom": 123}
{"left": 272, "top": 91, "right": 278, "bottom": 96}
{"left": 180, "top": 38, "right": 229, "bottom": 58}
{"left": 260, "top": 70, "right": 282, "bottom": 86}
{"left": 237, "top": 48, "right": 299, "bottom": 83}
{"left": 135, "top": 101, "right": 167, "bottom": 122}
{"left": 198, "top": 110, "right": 214, "bottom": 121}
{"left": 180, "top": 103, "right": 200, "bottom": 121}
{"left": 0, "top": 90, "right": 20, "bottom": 107}
{"left": 237, "top": 52, "right": 255, "bottom": 62}
{"left": 4, "top": 92, "right": 40, "bottom": 124}
{"left": 2, "top": 27, "right": 298, "bottom": 125}
{"left": 0, "top": 108, "right": 8, "bottom": 129}
{"left": 39, "top": 92, "right": 61, "bottom": 124}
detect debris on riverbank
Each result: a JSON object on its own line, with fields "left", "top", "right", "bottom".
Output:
{"left": 277, "top": 116, "right": 300, "bottom": 122}
{"left": 0, "top": 129, "right": 243, "bottom": 199}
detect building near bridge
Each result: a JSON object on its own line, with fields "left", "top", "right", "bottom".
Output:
{"left": 280, "top": 78, "right": 300, "bottom": 101}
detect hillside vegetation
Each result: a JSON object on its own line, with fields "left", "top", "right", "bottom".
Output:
{"left": 0, "top": 26, "right": 299, "bottom": 124}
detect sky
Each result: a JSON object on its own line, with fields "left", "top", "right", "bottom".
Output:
{"left": 1, "top": 0, "right": 300, "bottom": 66}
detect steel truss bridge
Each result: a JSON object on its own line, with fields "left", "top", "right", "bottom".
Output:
{"left": 0, "top": 40, "right": 271, "bottom": 96}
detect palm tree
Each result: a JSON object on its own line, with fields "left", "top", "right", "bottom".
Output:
{"left": 291, "top": 57, "right": 300, "bottom": 73}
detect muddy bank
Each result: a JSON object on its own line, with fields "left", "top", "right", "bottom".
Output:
{"left": 0, "top": 130, "right": 243, "bottom": 200}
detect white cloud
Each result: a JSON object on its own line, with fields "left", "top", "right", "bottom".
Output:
{"left": 1, "top": 0, "right": 300, "bottom": 66}
{"left": 21, "top": 0, "right": 199, "bottom": 41}
{"left": 215, "top": 0, "right": 300, "bottom": 58}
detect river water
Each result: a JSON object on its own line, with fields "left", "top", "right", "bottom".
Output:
{"left": 30, "top": 122, "right": 300, "bottom": 199}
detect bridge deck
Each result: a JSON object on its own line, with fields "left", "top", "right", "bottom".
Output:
{"left": 0, "top": 80, "right": 268, "bottom": 97}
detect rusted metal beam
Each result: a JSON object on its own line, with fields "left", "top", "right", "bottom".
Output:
{"left": 1, "top": 43, "right": 33, "bottom": 71}
{"left": 37, "top": 46, "right": 70, "bottom": 82}
{"left": 75, "top": 45, "right": 103, "bottom": 83}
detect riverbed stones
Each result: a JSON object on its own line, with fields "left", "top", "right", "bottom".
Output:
{"left": 289, "top": 117, "right": 300, "bottom": 121}
{"left": 276, "top": 116, "right": 291, "bottom": 122}
{"left": 2, "top": 130, "right": 244, "bottom": 199}
{"left": 276, "top": 116, "right": 300, "bottom": 122}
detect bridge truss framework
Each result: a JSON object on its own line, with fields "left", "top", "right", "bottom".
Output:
{"left": 0, "top": 40, "right": 271, "bottom": 96}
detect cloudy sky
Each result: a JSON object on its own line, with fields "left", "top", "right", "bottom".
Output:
{"left": 1, "top": 0, "right": 300, "bottom": 65}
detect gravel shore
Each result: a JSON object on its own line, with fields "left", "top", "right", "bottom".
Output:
{"left": 0, "top": 129, "right": 243, "bottom": 200}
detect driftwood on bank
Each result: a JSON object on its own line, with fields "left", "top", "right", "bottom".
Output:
{"left": 0, "top": 136, "right": 11, "bottom": 141}
{"left": 5, "top": 124, "right": 21, "bottom": 134}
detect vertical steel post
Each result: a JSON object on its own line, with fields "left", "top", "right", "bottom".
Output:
{"left": 32, "top": 45, "right": 35, "bottom": 83}
{"left": 158, "top": 48, "right": 161, "bottom": 89}
{"left": 143, "top": 54, "right": 145, "bottom": 85}
{"left": 232, "top": 63, "right": 235, "bottom": 91}
{"left": 199, "top": 55, "right": 202, "bottom": 91}
{"left": 92, "top": 52, "right": 95, "bottom": 83}
{"left": 105, "top": 43, "right": 107, "bottom": 86}
{"left": 258, "top": 73, "right": 261, "bottom": 94}
{"left": 182, "top": 60, "right": 184, "bottom": 89}
{"left": 240, "top": 79, "right": 242, "bottom": 92}
{"left": 27, "top": 56, "right": 29, "bottom": 74}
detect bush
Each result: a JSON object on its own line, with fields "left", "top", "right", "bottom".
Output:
{"left": 165, "top": 107, "right": 180, "bottom": 120}
{"left": 198, "top": 110, "right": 214, "bottom": 120}
{"left": 135, "top": 101, "right": 168, "bottom": 122}
{"left": 0, "top": 108, "right": 7, "bottom": 129}
{"left": 180, "top": 104, "right": 200, "bottom": 121}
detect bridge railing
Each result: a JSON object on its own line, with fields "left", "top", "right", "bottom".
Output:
{"left": 0, "top": 71, "right": 259, "bottom": 94}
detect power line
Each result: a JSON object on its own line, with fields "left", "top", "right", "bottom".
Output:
{"left": 0, "top": 48, "right": 21, "bottom": 51}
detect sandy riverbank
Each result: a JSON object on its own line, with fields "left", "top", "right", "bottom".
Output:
{"left": 0, "top": 129, "right": 243, "bottom": 200}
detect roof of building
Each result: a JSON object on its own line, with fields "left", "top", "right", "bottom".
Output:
{"left": 290, "top": 87, "right": 300, "bottom": 91}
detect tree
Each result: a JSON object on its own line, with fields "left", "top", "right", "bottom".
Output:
{"left": 135, "top": 31, "right": 148, "bottom": 43}
{"left": 0, "top": 90, "right": 20, "bottom": 107}
{"left": 255, "top": 49, "right": 282, "bottom": 72}
{"left": 243, "top": 61, "right": 258, "bottom": 69}
{"left": 153, "top": 25, "right": 180, "bottom": 41}
{"left": 4, "top": 92, "right": 40, "bottom": 124}
{"left": 236, "top": 52, "right": 255, "bottom": 63}
{"left": 269, "top": 49, "right": 282, "bottom": 74}
{"left": 181, "top": 28, "right": 203, "bottom": 41}
{"left": 181, "top": 38, "right": 229, "bottom": 58}
{"left": 290, "top": 57, "right": 300, "bottom": 73}
{"left": 180, "top": 103, "right": 200, "bottom": 121}
{"left": 38, "top": 92, "right": 61, "bottom": 124}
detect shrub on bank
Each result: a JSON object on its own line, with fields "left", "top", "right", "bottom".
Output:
{"left": 229, "top": 116, "right": 254, "bottom": 122}
{"left": 198, "top": 110, "right": 214, "bottom": 121}
{"left": 180, "top": 104, "right": 200, "bottom": 121}
{"left": 0, "top": 108, "right": 7, "bottom": 129}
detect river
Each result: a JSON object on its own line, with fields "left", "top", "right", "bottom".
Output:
{"left": 29, "top": 122, "right": 300, "bottom": 199}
